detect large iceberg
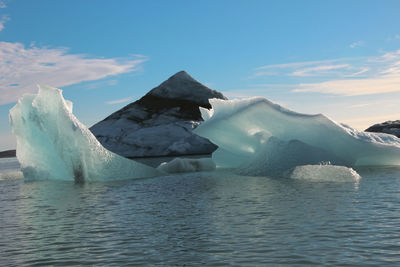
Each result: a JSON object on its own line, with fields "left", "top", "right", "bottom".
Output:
{"left": 194, "top": 97, "right": 400, "bottom": 175}
{"left": 9, "top": 85, "right": 160, "bottom": 182}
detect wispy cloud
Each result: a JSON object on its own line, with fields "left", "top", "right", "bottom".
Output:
{"left": 251, "top": 49, "right": 400, "bottom": 97}
{"left": 0, "top": 42, "right": 146, "bottom": 105}
{"left": 106, "top": 97, "right": 133, "bottom": 105}
{"left": 292, "top": 76, "right": 400, "bottom": 96}
{"left": 252, "top": 58, "right": 358, "bottom": 78}
{"left": 0, "top": 0, "right": 6, "bottom": 8}
{"left": 0, "top": 14, "right": 9, "bottom": 31}
{"left": 387, "top": 34, "right": 400, "bottom": 42}
{"left": 256, "top": 59, "right": 343, "bottom": 71}
{"left": 291, "top": 64, "right": 351, "bottom": 77}
{"left": 349, "top": 41, "right": 364, "bottom": 48}
{"left": 292, "top": 49, "right": 400, "bottom": 96}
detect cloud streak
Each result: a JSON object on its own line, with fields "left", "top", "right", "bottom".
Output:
{"left": 291, "top": 50, "right": 400, "bottom": 96}
{"left": 292, "top": 76, "right": 400, "bottom": 96}
{"left": 349, "top": 41, "right": 363, "bottom": 48}
{"left": 0, "top": 14, "right": 9, "bottom": 31}
{"left": 291, "top": 64, "right": 351, "bottom": 77}
{"left": 106, "top": 97, "right": 133, "bottom": 105}
{"left": 251, "top": 49, "right": 400, "bottom": 97}
{"left": 0, "top": 42, "right": 146, "bottom": 105}
{"left": 252, "top": 58, "right": 359, "bottom": 78}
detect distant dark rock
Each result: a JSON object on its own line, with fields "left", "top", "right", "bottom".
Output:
{"left": 365, "top": 120, "right": 400, "bottom": 138}
{"left": 90, "top": 71, "right": 227, "bottom": 158}
{"left": 0, "top": 149, "right": 16, "bottom": 158}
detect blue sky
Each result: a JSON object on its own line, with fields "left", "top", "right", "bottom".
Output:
{"left": 1, "top": 0, "right": 400, "bottom": 150}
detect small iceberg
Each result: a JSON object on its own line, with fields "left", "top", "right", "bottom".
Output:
{"left": 0, "top": 171, "right": 24, "bottom": 181}
{"left": 290, "top": 164, "right": 361, "bottom": 182}
{"left": 157, "top": 158, "right": 216, "bottom": 174}
{"left": 9, "top": 85, "right": 160, "bottom": 182}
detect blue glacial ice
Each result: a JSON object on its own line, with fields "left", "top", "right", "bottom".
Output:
{"left": 194, "top": 97, "right": 400, "bottom": 177}
{"left": 9, "top": 85, "right": 160, "bottom": 182}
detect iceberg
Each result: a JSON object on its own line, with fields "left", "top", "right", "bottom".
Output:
{"left": 157, "top": 157, "right": 216, "bottom": 174}
{"left": 9, "top": 85, "right": 160, "bottom": 182}
{"left": 194, "top": 97, "right": 400, "bottom": 176}
{"left": 290, "top": 165, "right": 361, "bottom": 182}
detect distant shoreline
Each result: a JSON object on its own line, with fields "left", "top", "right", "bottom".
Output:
{"left": 0, "top": 150, "right": 16, "bottom": 158}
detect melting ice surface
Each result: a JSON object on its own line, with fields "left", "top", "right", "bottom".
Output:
{"left": 194, "top": 97, "right": 400, "bottom": 179}
{"left": 9, "top": 85, "right": 160, "bottom": 182}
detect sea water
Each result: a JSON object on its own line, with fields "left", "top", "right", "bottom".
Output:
{"left": 1, "top": 158, "right": 400, "bottom": 266}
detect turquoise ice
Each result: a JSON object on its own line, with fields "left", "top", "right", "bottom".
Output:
{"left": 9, "top": 85, "right": 160, "bottom": 182}
{"left": 194, "top": 97, "right": 400, "bottom": 176}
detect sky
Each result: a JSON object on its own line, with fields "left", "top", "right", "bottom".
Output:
{"left": 1, "top": 0, "right": 400, "bottom": 150}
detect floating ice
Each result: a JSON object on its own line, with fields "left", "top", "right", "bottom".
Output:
{"left": 9, "top": 85, "right": 160, "bottom": 182}
{"left": 157, "top": 158, "right": 216, "bottom": 174}
{"left": 194, "top": 97, "right": 400, "bottom": 176}
{"left": 0, "top": 171, "right": 24, "bottom": 181}
{"left": 290, "top": 165, "right": 361, "bottom": 182}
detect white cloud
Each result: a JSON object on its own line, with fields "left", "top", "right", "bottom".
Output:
{"left": 0, "top": 42, "right": 146, "bottom": 105}
{"left": 0, "top": 14, "right": 9, "bottom": 31}
{"left": 251, "top": 49, "right": 400, "bottom": 97}
{"left": 291, "top": 64, "right": 351, "bottom": 77}
{"left": 387, "top": 34, "right": 400, "bottom": 41}
{"left": 252, "top": 58, "right": 356, "bottom": 78}
{"left": 345, "top": 67, "right": 369, "bottom": 77}
{"left": 256, "top": 59, "right": 343, "bottom": 70}
{"left": 292, "top": 76, "right": 400, "bottom": 96}
{"left": 291, "top": 49, "right": 400, "bottom": 96}
{"left": 106, "top": 97, "right": 133, "bottom": 105}
{"left": 0, "top": 0, "right": 6, "bottom": 8}
{"left": 350, "top": 41, "right": 364, "bottom": 48}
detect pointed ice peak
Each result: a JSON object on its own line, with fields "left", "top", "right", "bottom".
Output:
{"left": 148, "top": 71, "right": 226, "bottom": 106}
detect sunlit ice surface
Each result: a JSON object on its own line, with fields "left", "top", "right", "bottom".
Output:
{"left": 195, "top": 97, "right": 400, "bottom": 177}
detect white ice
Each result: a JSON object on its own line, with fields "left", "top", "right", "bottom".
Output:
{"left": 157, "top": 157, "right": 216, "bottom": 174}
{"left": 194, "top": 97, "right": 400, "bottom": 176}
{"left": 290, "top": 165, "right": 361, "bottom": 182}
{"left": 9, "top": 85, "right": 160, "bottom": 182}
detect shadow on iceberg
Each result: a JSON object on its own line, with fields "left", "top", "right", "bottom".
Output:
{"left": 194, "top": 97, "right": 400, "bottom": 180}
{"left": 9, "top": 85, "right": 160, "bottom": 182}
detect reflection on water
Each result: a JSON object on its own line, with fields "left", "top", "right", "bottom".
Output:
{"left": 1, "top": 169, "right": 400, "bottom": 265}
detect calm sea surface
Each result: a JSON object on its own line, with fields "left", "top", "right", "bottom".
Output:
{"left": 1, "top": 158, "right": 400, "bottom": 266}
